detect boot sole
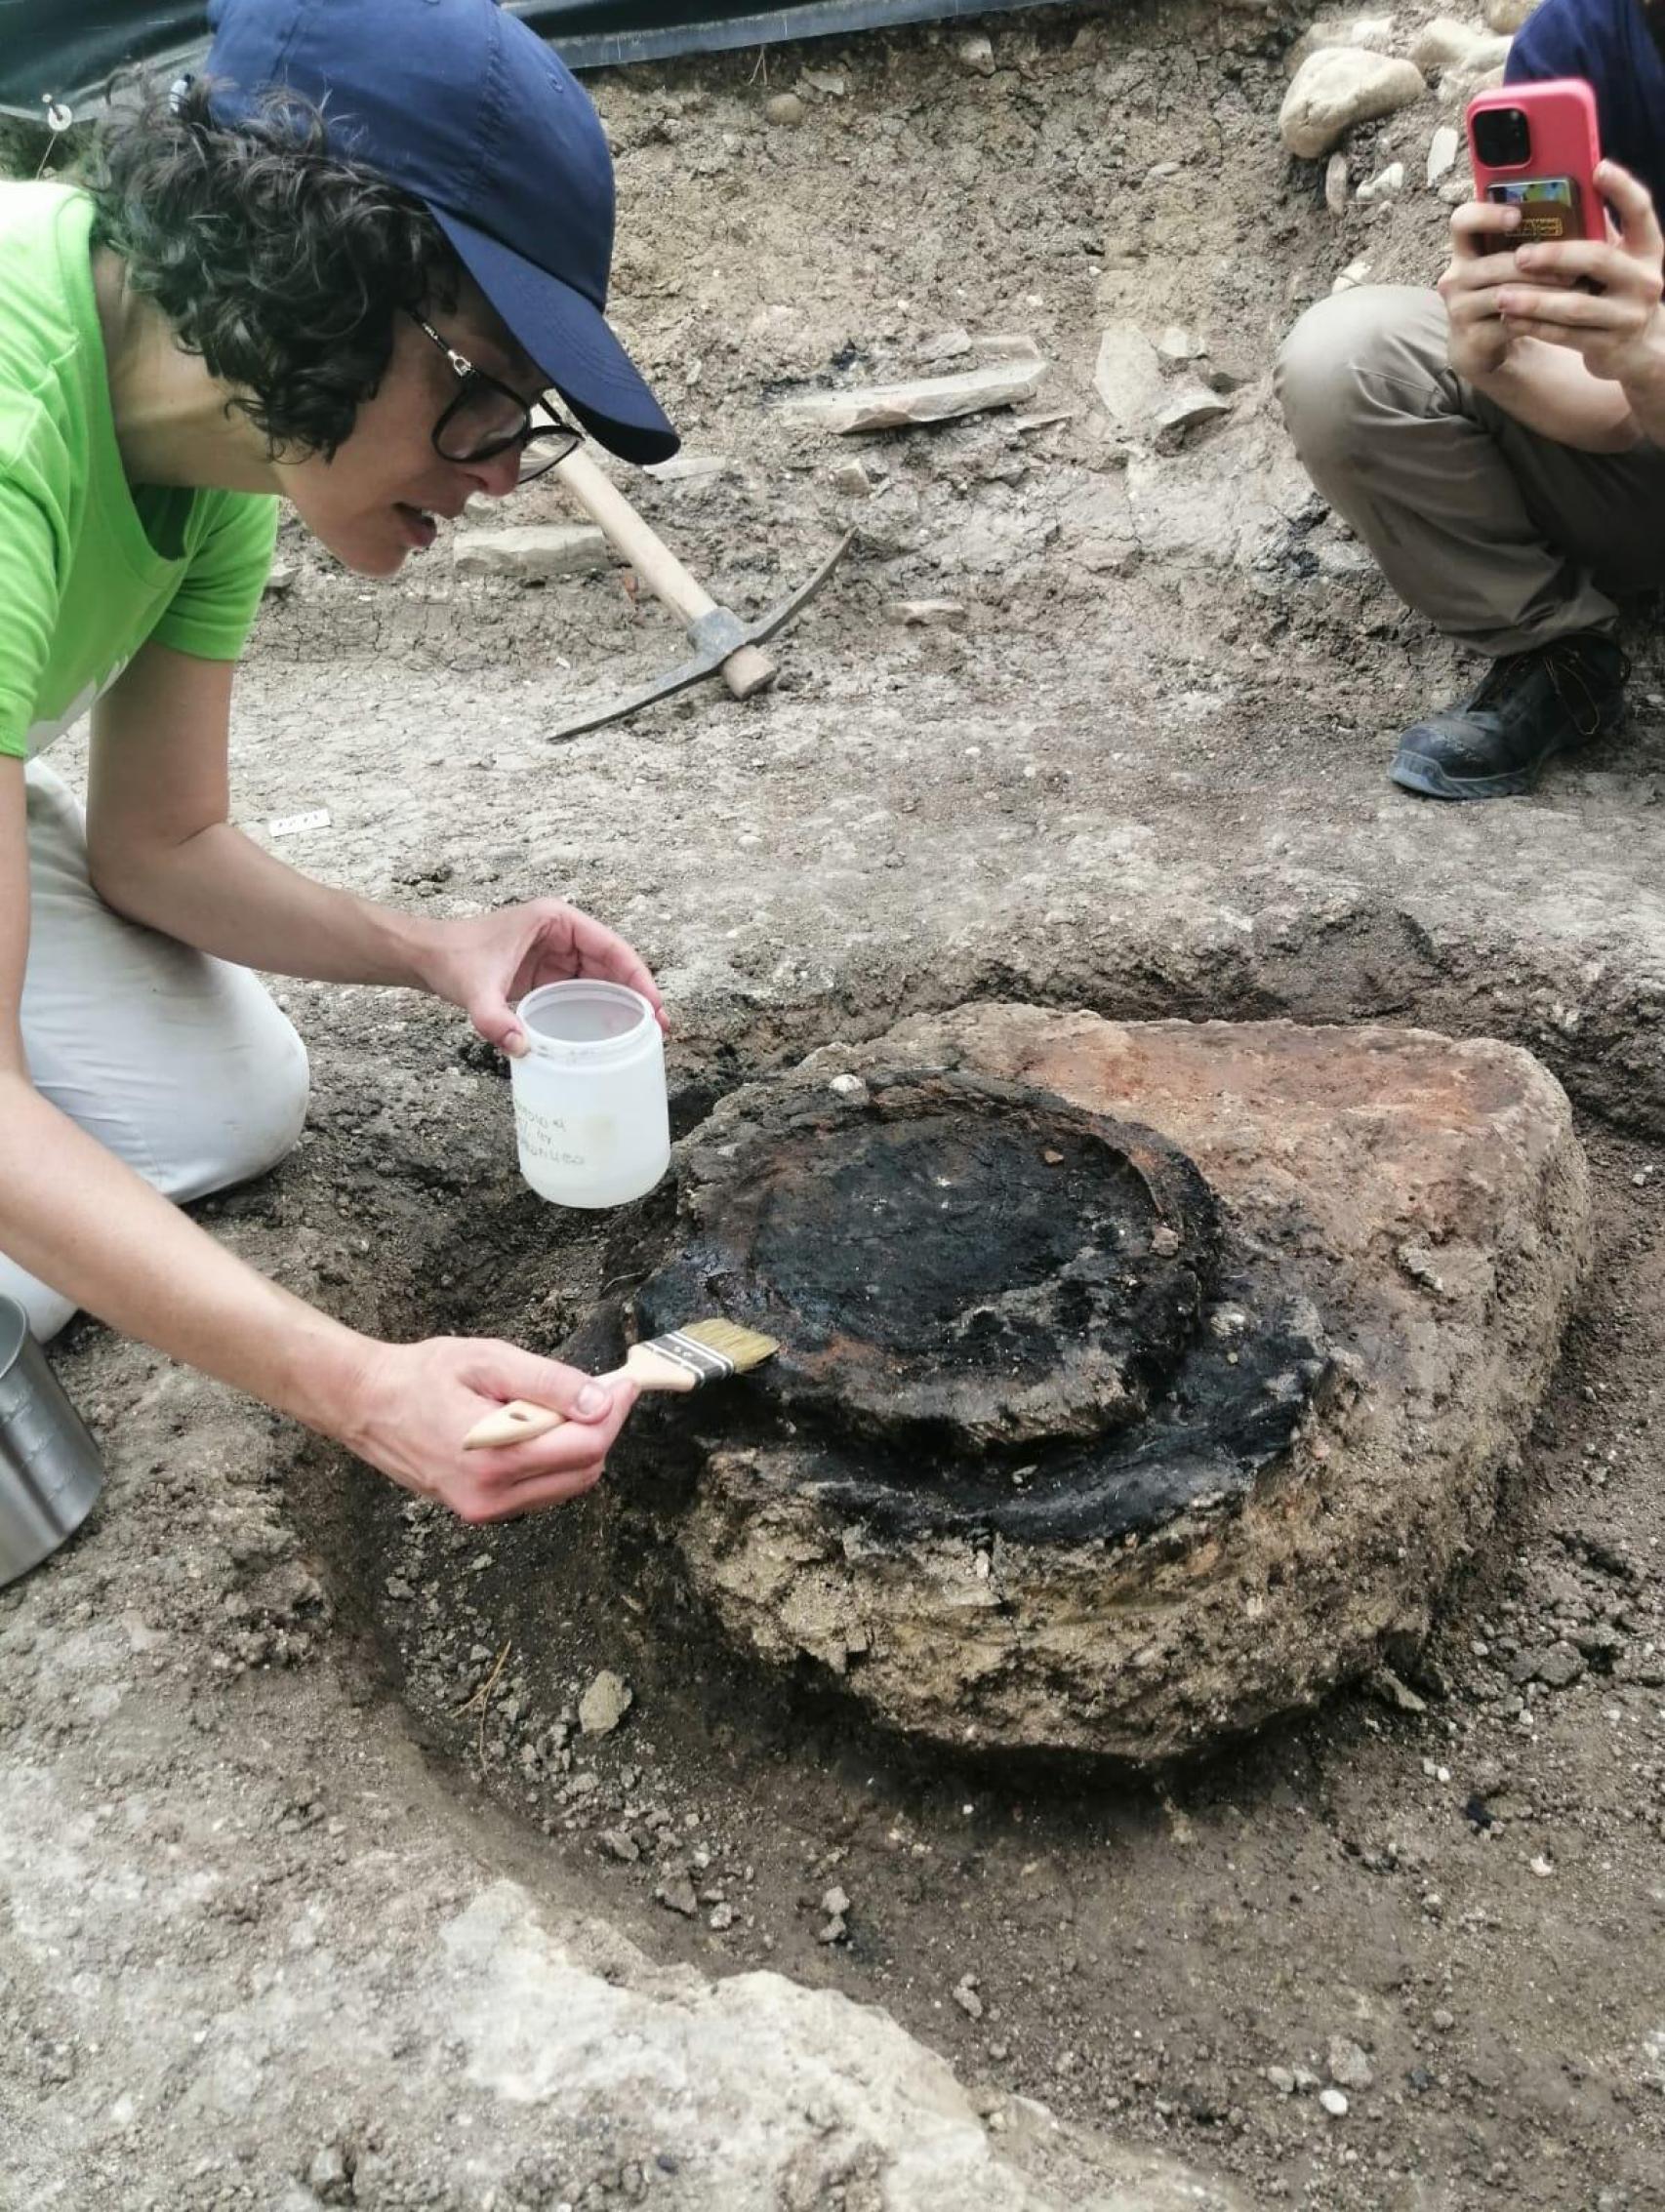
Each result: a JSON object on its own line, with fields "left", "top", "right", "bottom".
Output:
{"left": 1389, "top": 707, "right": 1623, "bottom": 803}
{"left": 1389, "top": 750, "right": 1549, "bottom": 800}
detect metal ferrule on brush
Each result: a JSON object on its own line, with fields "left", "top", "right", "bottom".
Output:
{"left": 653, "top": 1331, "right": 738, "bottom": 1383}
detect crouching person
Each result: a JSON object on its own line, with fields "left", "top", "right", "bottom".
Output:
{"left": 1277, "top": 0, "right": 1665, "bottom": 799}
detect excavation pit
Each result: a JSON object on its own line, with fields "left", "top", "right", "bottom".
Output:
{"left": 563, "top": 1004, "right": 1593, "bottom": 1760}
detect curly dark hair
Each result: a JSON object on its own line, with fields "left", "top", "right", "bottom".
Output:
{"left": 82, "top": 76, "right": 461, "bottom": 460}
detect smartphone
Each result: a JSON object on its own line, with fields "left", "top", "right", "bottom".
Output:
{"left": 1466, "top": 78, "right": 1604, "bottom": 245}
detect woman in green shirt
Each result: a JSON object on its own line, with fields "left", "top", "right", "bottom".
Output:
{"left": 0, "top": 0, "right": 680, "bottom": 1524}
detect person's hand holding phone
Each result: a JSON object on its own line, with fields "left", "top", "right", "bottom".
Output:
{"left": 1493, "top": 159, "right": 1665, "bottom": 390}
{"left": 1438, "top": 196, "right": 1528, "bottom": 381}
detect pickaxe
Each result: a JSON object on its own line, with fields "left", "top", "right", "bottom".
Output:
{"left": 547, "top": 447, "right": 850, "bottom": 744}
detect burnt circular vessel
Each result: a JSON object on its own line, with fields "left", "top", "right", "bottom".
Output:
{"left": 640, "top": 1070, "right": 1223, "bottom": 1448}
{"left": 631, "top": 1068, "right": 1328, "bottom": 1546}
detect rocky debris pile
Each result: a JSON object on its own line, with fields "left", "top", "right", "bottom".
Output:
{"left": 1463, "top": 1519, "right": 1663, "bottom": 1746}
{"left": 545, "top": 1006, "right": 1590, "bottom": 1760}
{"left": 1279, "top": 9, "right": 1512, "bottom": 164}
{"left": 386, "top": 1597, "right": 787, "bottom": 1945}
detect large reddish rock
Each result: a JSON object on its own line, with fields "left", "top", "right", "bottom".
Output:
{"left": 627, "top": 1007, "right": 1590, "bottom": 1759}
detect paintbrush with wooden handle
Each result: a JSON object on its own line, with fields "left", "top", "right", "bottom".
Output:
{"left": 463, "top": 1318, "right": 779, "bottom": 1451}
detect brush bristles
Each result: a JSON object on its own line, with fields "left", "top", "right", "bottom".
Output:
{"left": 665, "top": 1317, "right": 780, "bottom": 1374}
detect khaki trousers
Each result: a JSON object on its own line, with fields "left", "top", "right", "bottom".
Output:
{"left": 1276, "top": 284, "right": 1665, "bottom": 654}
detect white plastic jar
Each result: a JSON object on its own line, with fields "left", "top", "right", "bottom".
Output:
{"left": 508, "top": 981, "right": 670, "bottom": 1208}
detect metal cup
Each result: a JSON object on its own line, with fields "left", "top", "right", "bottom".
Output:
{"left": 0, "top": 1294, "right": 104, "bottom": 1589}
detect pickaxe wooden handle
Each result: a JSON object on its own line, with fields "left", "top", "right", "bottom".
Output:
{"left": 551, "top": 447, "right": 776, "bottom": 701}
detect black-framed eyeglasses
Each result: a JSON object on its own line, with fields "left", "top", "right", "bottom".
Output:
{"left": 409, "top": 312, "right": 582, "bottom": 485}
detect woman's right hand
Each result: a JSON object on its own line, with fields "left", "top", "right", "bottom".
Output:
{"left": 333, "top": 1335, "right": 639, "bottom": 1522}
{"left": 1438, "top": 197, "right": 1525, "bottom": 382}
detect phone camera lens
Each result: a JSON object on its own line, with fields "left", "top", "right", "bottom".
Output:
{"left": 1473, "top": 106, "right": 1531, "bottom": 168}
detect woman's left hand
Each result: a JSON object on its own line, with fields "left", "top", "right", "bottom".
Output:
{"left": 1494, "top": 159, "right": 1665, "bottom": 391}
{"left": 417, "top": 899, "right": 667, "bottom": 1054}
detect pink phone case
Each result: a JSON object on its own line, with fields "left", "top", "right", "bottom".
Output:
{"left": 1467, "top": 78, "right": 1604, "bottom": 243}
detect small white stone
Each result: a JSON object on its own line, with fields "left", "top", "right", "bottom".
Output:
{"left": 1153, "top": 382, "right": 1232, "bottom": 450}
{"left": 830, "top": 459, "right": 873, "bottom": 496}
{"left": 644, "top": 452, "right": 732, "bottom": 483}
{"left": 1332, "top": 258, "right": 1374, "bottom": 293}
{"left": 1319, "top": 2087, "right": 1350, "bottom": 2117}
{"left": 578, "top": 1670, "right": 632, "bottom": 1737}
{"left": 1357, "top": 160, "right": 1404, "bottom": 203}
{"left": 1157, "top": 324, "right": 1204, "bottom": 365}
{"left": 1092, "top": 323, "right": 1165, "bottom": 429}
{"left": 1412, "top": 17, "right": 1491, "bottom": 75}
{"left": 1427, "top": 123, "right": 1461, "bottom": 186}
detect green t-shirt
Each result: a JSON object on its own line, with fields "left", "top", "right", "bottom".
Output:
{"left": 0, "top": 181, "right": 278, "bottom": 762}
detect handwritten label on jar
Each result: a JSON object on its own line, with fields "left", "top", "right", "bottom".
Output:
{"left": 515, "top": 1102, "right": 619, "bottom": 1166}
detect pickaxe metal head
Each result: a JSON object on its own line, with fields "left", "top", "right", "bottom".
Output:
{"left": 546, "top": 530, "right": 852, "bottom": 744}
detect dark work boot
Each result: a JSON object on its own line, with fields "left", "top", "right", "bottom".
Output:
{"left": 1389, "top": 633, "right": 1629, "bottom": 800}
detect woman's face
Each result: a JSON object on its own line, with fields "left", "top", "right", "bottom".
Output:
{"left": 277, "top": 287, "right": 547, "bottom": 576}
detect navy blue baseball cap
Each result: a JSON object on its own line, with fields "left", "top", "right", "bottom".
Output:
{"left": 200, "top": 0, "right": 678, "bottom": 463}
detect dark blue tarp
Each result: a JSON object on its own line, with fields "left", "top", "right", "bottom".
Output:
{"left": 0, "top": 0, "right": 1041, "bottom": 119}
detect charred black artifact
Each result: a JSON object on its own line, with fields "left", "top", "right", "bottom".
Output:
{"left": 560, "top": 1008, "right": 1590, "bottom": 1760}
{"left": 632, "top": 1070, "right": 1330, "bottom": 1547}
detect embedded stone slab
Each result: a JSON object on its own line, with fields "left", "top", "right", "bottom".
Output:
{"left": 776, "top": 347, "right": 1046, "bottom": 434}
{"left": 452, "top": 523, "right": 610, "bottom": 579}
{"left": 602, "top": 1008, "right": 1590, "bottom": 1760}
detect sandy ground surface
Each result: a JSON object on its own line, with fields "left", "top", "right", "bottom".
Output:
{"left": 6, "top": 4, "right": 1665, "bottom": 2206}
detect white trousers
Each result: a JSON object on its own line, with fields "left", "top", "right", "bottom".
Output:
{"left": 3, "top": 759, "right": 310, "bottom": 1340}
